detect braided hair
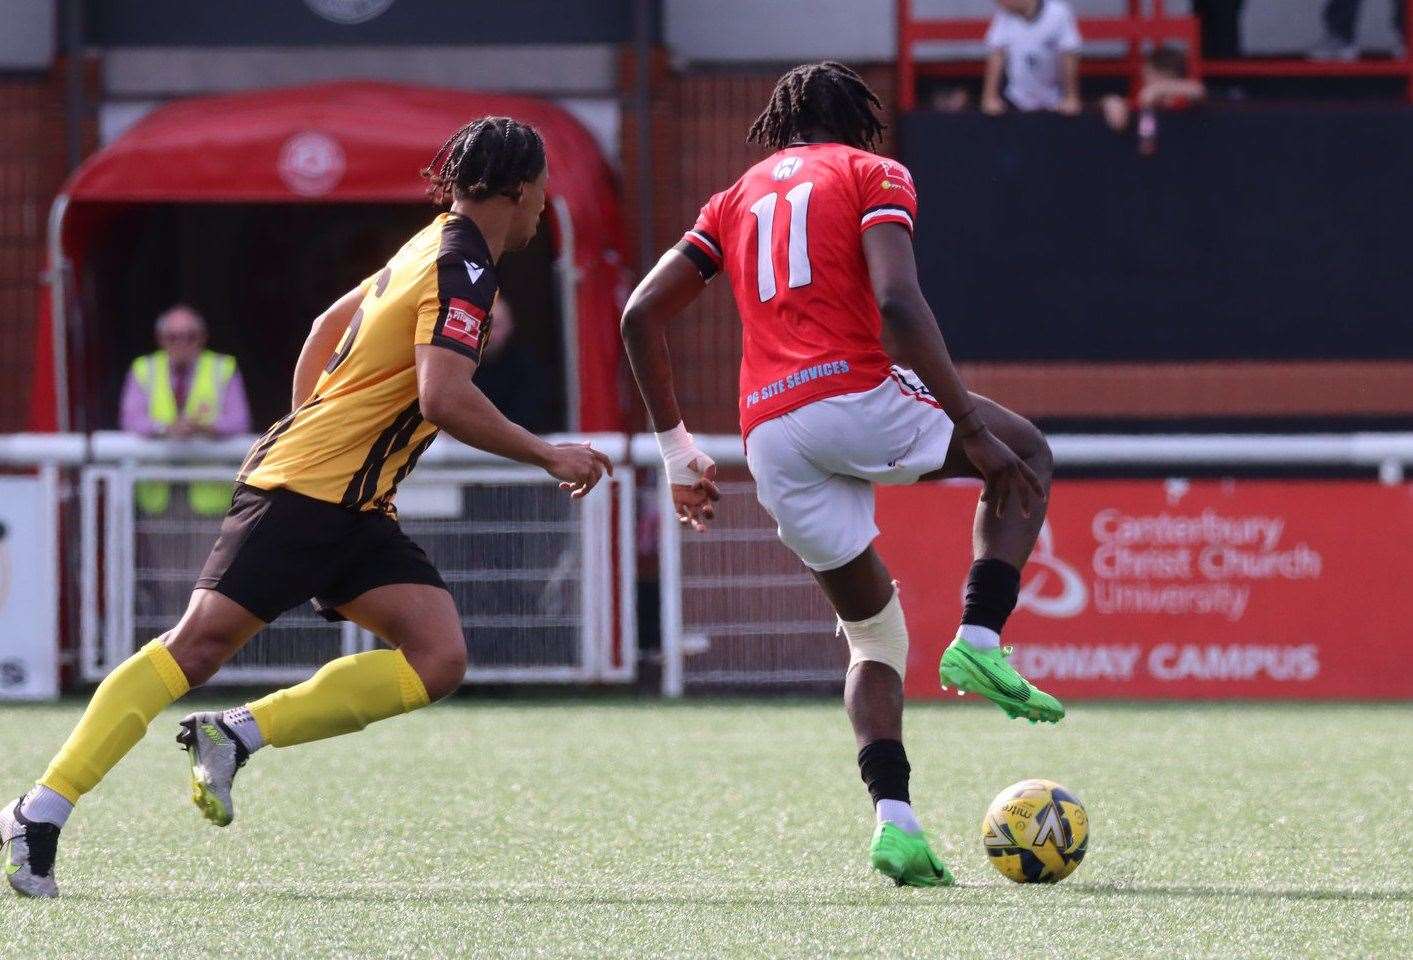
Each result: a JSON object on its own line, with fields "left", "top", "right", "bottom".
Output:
{"left": 746, "top": 62, "right": 885, "bottom": 152}
{"left": 421, "top": 116, "right": 546, "bottom": 205}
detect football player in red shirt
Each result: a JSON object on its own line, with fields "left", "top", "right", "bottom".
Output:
{"left": 621, "top": 62, "right": 1064, "bottom": 887}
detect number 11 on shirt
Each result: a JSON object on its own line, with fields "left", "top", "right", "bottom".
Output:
{"left": 749, "top": 181, "right": 814, "bottom": 302}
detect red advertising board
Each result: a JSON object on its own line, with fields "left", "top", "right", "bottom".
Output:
{"left": 877, "top": 480, "right": 1413, "bottom": 700}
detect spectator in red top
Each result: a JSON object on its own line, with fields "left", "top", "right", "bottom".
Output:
{"left": 1102, "top": 46, "right": 1207, "bottom": 135}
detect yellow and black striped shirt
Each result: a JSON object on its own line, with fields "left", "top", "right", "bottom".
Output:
{"left": 239, "top": 212, "right": 497, "bottom": 513}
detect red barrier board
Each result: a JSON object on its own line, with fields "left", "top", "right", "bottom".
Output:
{"left": 878, "top": 480, "right": 1413, "bottom": 700}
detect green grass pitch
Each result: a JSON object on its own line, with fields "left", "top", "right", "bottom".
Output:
{"left": 3, "top": 698, "right": 1410, "bottom": 959}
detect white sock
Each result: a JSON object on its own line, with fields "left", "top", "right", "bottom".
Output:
{"left": 221, "top": 705, "right": 266, "bottom": 754}
{"left": 957, "top": 623, "right": 1001, "bottom": 650}
{"left": 875, "top": 799, "right": 922, "bottom": 834}
{"left": 19, "top": 785, "right": 73, "bottom": 828}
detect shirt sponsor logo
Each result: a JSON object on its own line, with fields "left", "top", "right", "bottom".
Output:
{"left": 878, "top": 160, "right": 917, "bottom": 200}
{"left": 442, "top": 298, "right": 485, "bottom": 350}
{"left": 745, "top": 359, "right": 850, "bottom": 407}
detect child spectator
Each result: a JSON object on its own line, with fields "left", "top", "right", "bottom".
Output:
{"left": 981, "top": 0, "right": 1083, "bottom": 116}
{"left": 1101, "top": 46, "right": 1207, "bottom": 136}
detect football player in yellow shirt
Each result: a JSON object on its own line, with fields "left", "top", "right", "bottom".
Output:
{"left": 2, "top": 117, "right": 612, "bottom": 897}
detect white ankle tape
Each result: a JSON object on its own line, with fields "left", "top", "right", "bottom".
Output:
{"left": 840, "top": 588, "right": 909, "bottom": 680}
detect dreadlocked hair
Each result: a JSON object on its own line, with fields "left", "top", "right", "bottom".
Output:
{"left": 421, "top": 116, "right": 546, "bottom": 205}
{"left": 746, "top": 61, "right": 885, "bottom": 152}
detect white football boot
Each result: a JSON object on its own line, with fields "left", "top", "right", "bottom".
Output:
{"left": 176, "top": 712, "right": 249, "bottom": 827}
{"left": 1, "top": 796, "right": 61, "bottom": 898}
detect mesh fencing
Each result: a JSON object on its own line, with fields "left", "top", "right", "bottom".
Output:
{"left": 674, "top": 469, "right": 845, "bottom": 689}
{"left": 89, "top": 465, "right": 614, "bottom": 685}
{"left": 396, "top": 473, "right": 590, "bottom": 674}
{"left": 130, "top": 502, "right": 346, "bottom": 675}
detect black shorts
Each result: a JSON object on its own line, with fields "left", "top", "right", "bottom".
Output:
{"left": 196, "top": 483, "right": 447, "bottom": 623}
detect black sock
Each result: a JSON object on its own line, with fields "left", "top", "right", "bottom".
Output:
{"left": 961, "top": 558, "right": 1021, "bottom": 633}
{"left": 857, "top": 739, "right": 910, "bottom": 805}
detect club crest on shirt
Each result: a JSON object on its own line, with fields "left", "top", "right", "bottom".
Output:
{"left": 443, "top": 297, "right": 486, "bottom": 350}
{"left": 772, "top": 157, "right": 804, "bottom": 180}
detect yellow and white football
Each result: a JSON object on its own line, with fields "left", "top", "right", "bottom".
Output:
{"left": 981, "top": 778, "right": 1089, "bottom": 883}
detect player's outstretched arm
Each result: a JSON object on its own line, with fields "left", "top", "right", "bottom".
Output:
{"left": 291, "top": 285, "right": 364, "bottom": 410}
{"left": 862, "top": 223, "right": 1044, "bottom": 517}
{"left": 414, "top": 344, "right": 612, "bottom": 499}
{"left": 620, "top": 249, "right": 721, "bottom": 531}
{"left": 620, "top": 250, "right": 707, "bottom": 434}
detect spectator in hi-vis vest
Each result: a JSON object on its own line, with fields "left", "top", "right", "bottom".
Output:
{"left": 119, "top": 305, "right": 251, "bottom": 515}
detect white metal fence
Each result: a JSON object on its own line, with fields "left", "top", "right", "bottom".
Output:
{"left": 4, "top": 432, "right": 633, "bottom": 687}
{"left": 3, "top": 430, "right": 1412, "bottom": 697}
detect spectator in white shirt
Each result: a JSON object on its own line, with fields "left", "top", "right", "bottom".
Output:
{"left": 981, "top": 0, "right": 1083, "bottom": 116}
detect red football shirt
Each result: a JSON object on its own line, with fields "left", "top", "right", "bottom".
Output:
{"left": 676, "top": 142, "right": 918, "bottom": 438}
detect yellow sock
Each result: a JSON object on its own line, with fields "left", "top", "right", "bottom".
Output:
{"left": 247, "top": 648, "right": 429, "bottom": 749}
{"left": 39, "top": 640, "right": 190, "bottom": 804}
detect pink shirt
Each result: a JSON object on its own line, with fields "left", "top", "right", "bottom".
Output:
{"left": 119, "top": 365, "right": 252, "bottom": 437}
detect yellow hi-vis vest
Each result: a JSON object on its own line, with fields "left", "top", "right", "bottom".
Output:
{"left": 131, "top": 350, "right": 238, "bottom": 516}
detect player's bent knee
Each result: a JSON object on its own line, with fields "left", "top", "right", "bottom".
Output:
{"left": 409, "top": 638, "right": 467, "bottom": 702}
{"left": 166, "top": 629, "right": 243, "bottom": 687}
{"left": 781, "top": 516, "right": 875, "bottom": 575}
{"left": 839, "top": 588, "right": 909, "bottom": 681}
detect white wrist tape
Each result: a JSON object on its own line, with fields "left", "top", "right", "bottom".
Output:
{"left": 656, "top": 423, "right": 714, "bottom": 486}
{"left": 838, "top": 587, "right": 909, "bottom": 680}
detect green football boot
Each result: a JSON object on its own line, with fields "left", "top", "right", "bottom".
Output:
{"left": 869, "top": 823, "right": 956, "bottom": 887}
{"left": 939, "top": 637, "right": 1065, "bottom": 724}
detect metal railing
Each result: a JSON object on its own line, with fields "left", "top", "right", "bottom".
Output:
{"left": 3, "top": 431, "right": 634, "bottom": 687}
{"left": 896, "top": 0, "right": 1413, "bottom": 108}
{"left": 4, "top": 430, "right": 1412, "bottom": 696}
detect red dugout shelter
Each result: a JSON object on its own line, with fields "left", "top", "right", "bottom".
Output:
{"left": 30, "top": 80, "right": 628, "bottom": 433}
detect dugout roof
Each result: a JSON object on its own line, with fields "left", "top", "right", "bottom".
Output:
{"left": 32, "top": 80, "right": 628, "bottom": 432}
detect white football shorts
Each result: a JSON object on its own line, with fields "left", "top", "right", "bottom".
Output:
{"left": 745, "top": 367, "right": 956, "bottom": 572}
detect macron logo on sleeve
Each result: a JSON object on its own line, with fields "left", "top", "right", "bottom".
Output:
{"left": 464, "top": 260, "right": 484, "bottom": 284}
